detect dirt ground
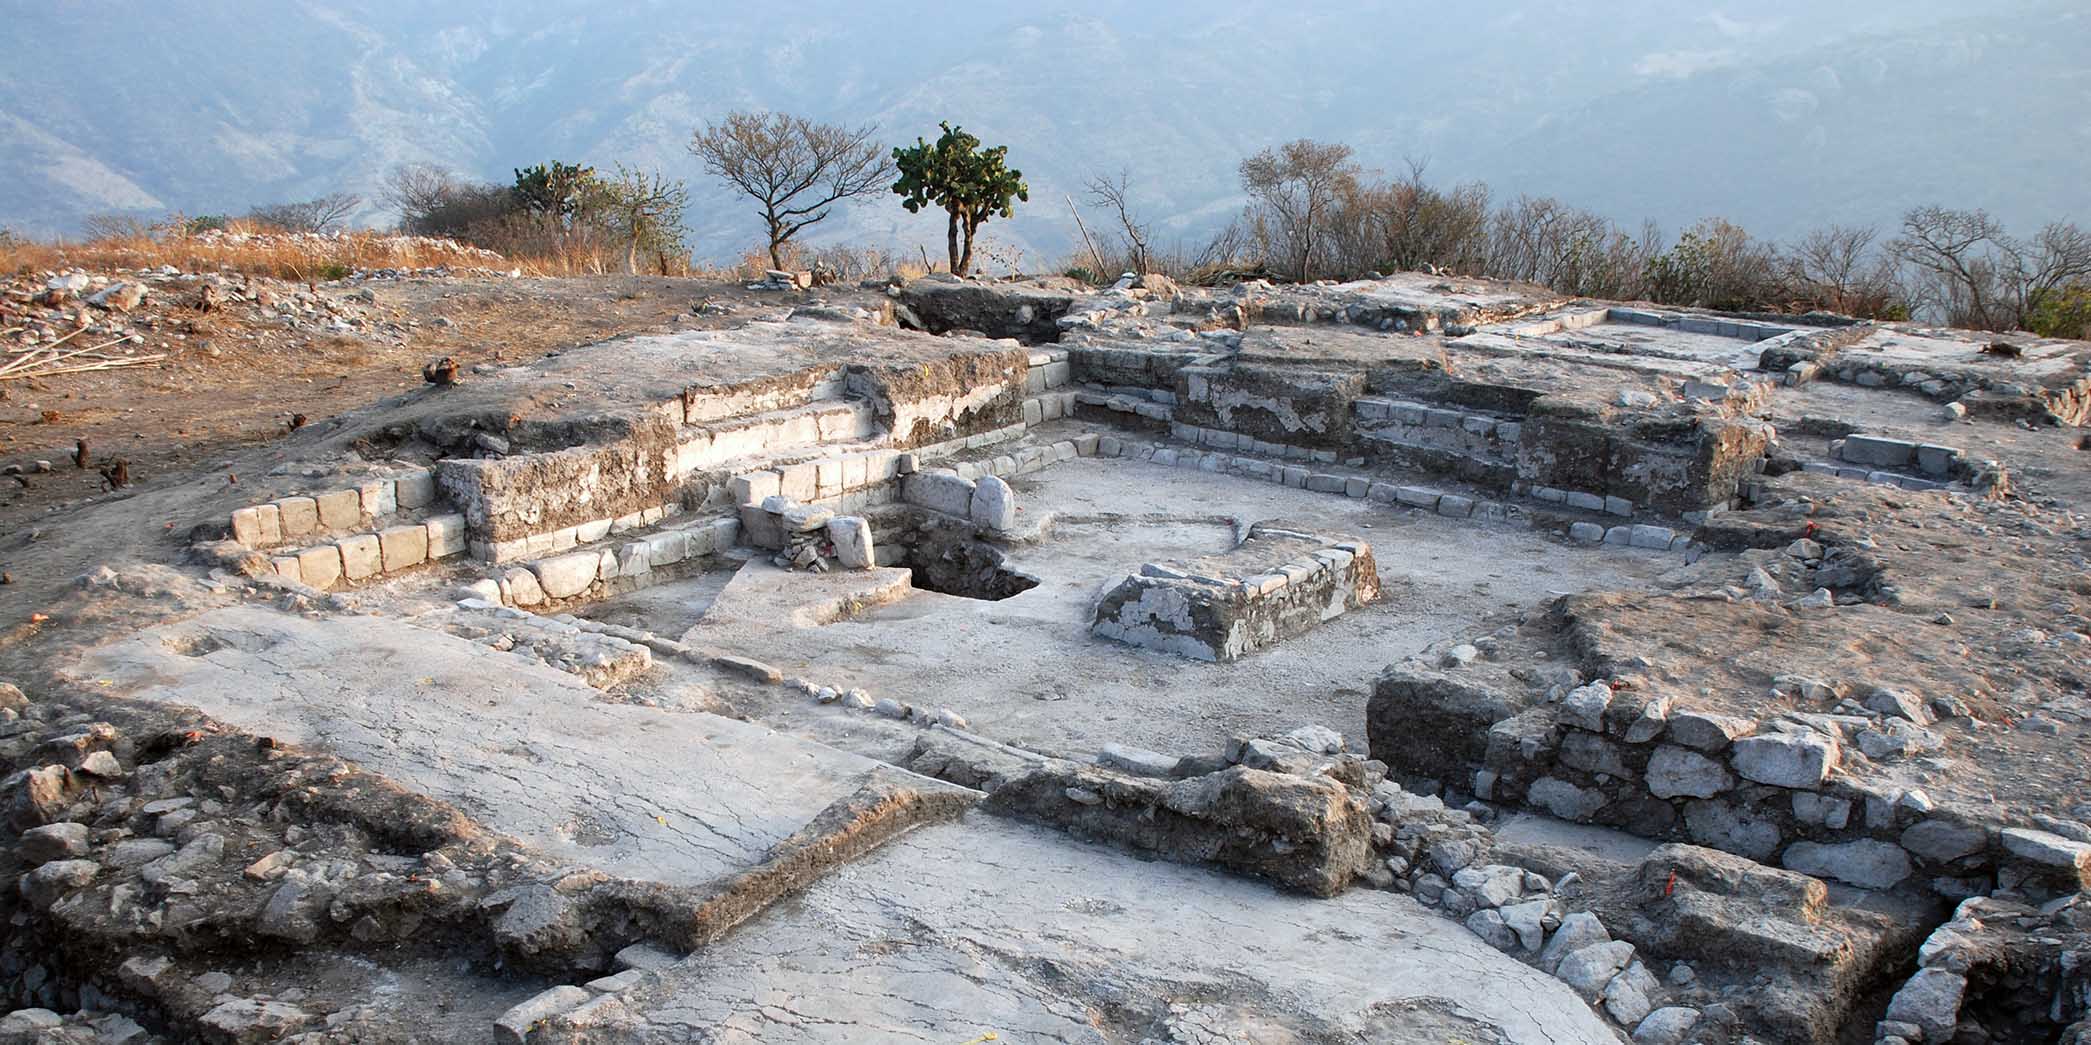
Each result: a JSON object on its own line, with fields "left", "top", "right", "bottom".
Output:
{"left": 0, "top": 274, "right": 872, "bottom": 542}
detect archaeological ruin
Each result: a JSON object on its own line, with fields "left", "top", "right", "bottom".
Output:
{"left": 2, "top": 267, "right": 2089, "bottom": 1044}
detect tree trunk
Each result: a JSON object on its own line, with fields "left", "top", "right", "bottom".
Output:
{"left": 769, "top": 237, "right": 785, "bottom": 271}
{"left": 627, "top": 236, "right": 640, "bottom": 275}
{"left": 946, "top": 208, "right": 963, "bottom": 276}
{"left": 958, "top": 217, "right": 978, "bottom": 279}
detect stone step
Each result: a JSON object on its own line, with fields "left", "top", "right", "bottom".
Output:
{"left": 672, "top": 399, "right": 880, "bottom": 477}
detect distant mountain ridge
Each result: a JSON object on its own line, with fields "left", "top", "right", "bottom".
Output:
{"left": 2, "top": 0, "right": 2082, "bottom": 263}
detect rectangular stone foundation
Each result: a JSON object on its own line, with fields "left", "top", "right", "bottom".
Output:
{"left": 1091, "top": 522, "right": 1379, "bottom": 661}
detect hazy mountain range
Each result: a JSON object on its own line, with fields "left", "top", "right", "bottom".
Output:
{"left": 3, "top": 0, "right": 2085, "bottom": 265}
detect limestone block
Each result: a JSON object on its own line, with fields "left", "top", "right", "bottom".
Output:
{"left": 394, "top": 470, "right": 436, "bottom": 510}
{"left": 295, "top": 546, "right": 343, "bottom": 590}
{"left": 378, "top": 524, "right": 430, "bottom": 572}
{"left": 501, "top": 568, "right": 544, "bottom": 606}
{"left": 707, "top": 518, "right": 740, "bottom": 554}
{"left": 779, "top": 462, "right": 818, "bottom": 501}
{"left": 1780, "top": 839, "right": 1911, "bottom": 889}
{"left": 425, "top": 514, "right": 468, "bottom": 559}
{"left": 644, "top": 530, "right": 688, "bottom": 567}
{"left": 359, "top": 479, "right": 397, "bottom": 518}
{"left": 1646, "top": 745, "right": 1731, "bottom": 799}
{"left": 905, "top": 471, "right": 976, "bottom": 517}
{"left": 233, "top": 504, "right": 283, "bottom": 547}
{"left": 315, "top": 489, "right": 361, "bottom": 531}
{"left": 1731, "top": 733, "right": 1839, "bottom": 789}
{"left": 828, "top": 516, "right": 875, "bottom": 569}
{"left": 1667, "top": 710, "right": 1752, "bottom": 751}
{"left": 336, "top": 534, "right": 382, "bottom": 581}
{"left": 970, "top": 475, "right": 1016, "bottom": 530}
{"left": 533, "top": 551, "right": 602, "bottom": 600}
{"left": 269, "top": 556, "right": 302, "bottom": 585}
{"left": 275, "top": 497, "right": 319, "bottom": 538}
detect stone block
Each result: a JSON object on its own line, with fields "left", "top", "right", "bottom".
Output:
{"left": 815, "top": 459, "right": 844, "bottom": 498}
{"left": 644, "top": 530, "right": 688, "bottom": 567}
{"left": 970, "top": 475, "right": 1016, "bottom": 530}
{"left": 394, "top": 471, "right": 436, "bottom": 510}
{"left": 378, "top": 524, "right": 430, "bottom": 571}
{"left": 1838, "top": 434, "right": 1917, "bottom": 469}
{"left": 336, "top": 534, "right": 382, "bottom": 582}
{"left": 295, "top": 545, "right": 343, "bottom": 590}
{"left": 1437, "top": 494, "right": 1475, "bottom": 518}
{"left": 1780, "top": 839, "right": 1911, "bottom": 889}
{"left": 425, "top": 514, "right": 468, "bottom": 559}
{"left": 269, "top": 556, "right": 302, "bottom": 585}
{"left": 1646, "top": 746, "right": 1732, "bottom": 799}
{"left": 905, "top": 471, "right": 976, "bottom": 517}
{"left": 275, "top": 496, "right": 319, "bottom": 537}
{"left": 778, "top": 463, "right": 817, "bottom": 502}
{"left": 502, "top": 568, "right": 544, "bottom": 606}
{"left": 1568, "top": 521, "right": 1605, "bottom": 543}
{"left": 1394, "top": 486, "right": 1441, "bottom": 509}
{"left": 1604, "top": 495, "right": 1634, "bottom": 517}
{"left": 533, "top": 551, "right": 602, "bottom": 600}
{"left": 1306, "top": 473, "right": 1346, "bottom": 493}
{"left": 828, "top": 516, "right": 875, "bottom": 569}
{"left": 708, "top": 517, "right": 740, "bottom": 553}
{"left": 1914, "top": 444, "right": 1959, "bottom": 478}
{"left": 315, "top": 489, "right": 361, "bottom": 531}
{"left": 359, "top": 479, "right": 397, "bottom": 518}
{"left": 730, "top": 471, "right": 781, "bottom": 505}
{"left": 1628, "top": 524, "right": 1675, "bottom": 549}
{"left": 1564, "top": 491, "right": 1605, "bottom": 511}
{"left": 1731, "top": 733, "right": 1838, "bottom": 788}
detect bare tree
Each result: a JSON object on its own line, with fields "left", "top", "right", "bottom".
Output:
{"left": 1891, "top": 206, "right": 2013, "bottom": 328}
{"left": 1083, "top": 168, "right": 1153, "bottom": 275}
{"left": 246, "top": 192, "right": 363, "bottom": 233}
{"left": 690, "top": 111, "right": 894, "bottom": 269}
{"left": 1238, "top": 140, "right": 1361, "bottom": 281}
{"left": 381, "top": 165, "right": 460, "bottom": 224}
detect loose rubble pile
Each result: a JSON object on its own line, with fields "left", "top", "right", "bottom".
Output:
{"left": 2, "top": 265, "right": 2087, "bottom": 1042}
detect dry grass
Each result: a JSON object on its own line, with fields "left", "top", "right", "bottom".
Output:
{"left": 0, "top": 220, "right": 516, "bottom": 282}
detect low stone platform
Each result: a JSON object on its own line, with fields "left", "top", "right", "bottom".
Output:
{"left": 1091, "top": 521, "right": 1379, "bottom": 661}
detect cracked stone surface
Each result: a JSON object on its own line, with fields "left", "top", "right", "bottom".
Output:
{"left": 69, "top": 606, "right": 917, "bottom": 885}
{"left": 607, "top": 817, "right": 1618, "bottom": 1044}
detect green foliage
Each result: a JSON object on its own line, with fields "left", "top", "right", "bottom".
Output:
{"left": 2028, "top": 283, "right": 2091, "bottom": 339}
{"left": 184, "top": 215, "right": 231, "bottom": 234}
{"left": 892, "top": 122, "right": 1028, "bottom": 276}
{"left": 512, "top": 162, "right": 599, "bottom": 221}
{"left": 313, "top": 262, "right": 352, "bottom": 281}
{"left": 1062, "top": 265, "right": 1101, "bottom": 284}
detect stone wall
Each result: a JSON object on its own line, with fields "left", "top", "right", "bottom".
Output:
{"left": 1368, "top": 667, "right": 2091, "bottom": 899}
